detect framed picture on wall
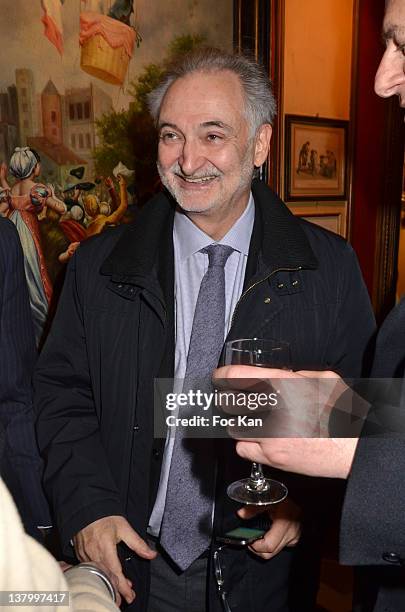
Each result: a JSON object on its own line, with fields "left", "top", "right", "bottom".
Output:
{"left": 284, "top": 115, "right": 348, "bottom": 201}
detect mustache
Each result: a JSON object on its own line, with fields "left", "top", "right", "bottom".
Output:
{"left": 167, "top": 161, "right": 222, "bottom": 180}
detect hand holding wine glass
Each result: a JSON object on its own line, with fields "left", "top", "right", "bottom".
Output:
{"left": 222, "top": 338, "right": 289, "bottom": 506}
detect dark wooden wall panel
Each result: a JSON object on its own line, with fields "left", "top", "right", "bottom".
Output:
{"left": 233, "top": 0, "right": 282, "bottom": 189}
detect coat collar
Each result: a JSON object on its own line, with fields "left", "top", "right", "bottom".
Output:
{"left": 250, "top": 179, "right": 318, "bottom": 272}
{"left": 100, "top": 180, "right": 318, "bottom": 280}
{"left": 100, "top": 191, "right": 175, "bottom": 280}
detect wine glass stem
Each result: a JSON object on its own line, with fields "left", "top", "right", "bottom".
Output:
{"left": 250, "top": 462, "right": 267, "bottom": 490}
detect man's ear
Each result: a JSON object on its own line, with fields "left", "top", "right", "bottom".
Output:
{"left": 253, "top": 124, "right": 272, "bottom": 167}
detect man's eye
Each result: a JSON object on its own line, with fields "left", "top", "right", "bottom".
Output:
{"left": 207, "top": 134, "right": 223, "bottom": 142}
{"left": 160, "top": 132, "right": 178, "bottom": 141}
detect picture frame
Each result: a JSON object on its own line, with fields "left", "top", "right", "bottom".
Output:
{"left": 284, "top": 115, "right": 348, "bottom": 201}
{"left": 288, "top": 202, "right": 347, "bottom": 238}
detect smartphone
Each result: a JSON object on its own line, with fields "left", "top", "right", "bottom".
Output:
{"left": 216, "top": 527, "right": 265, "bottom": 546}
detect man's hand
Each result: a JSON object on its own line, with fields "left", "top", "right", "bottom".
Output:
{"left": 213, "top": 365, "right": 361, "bottom": 478}
{"left": 238, "top": 499, "right": 301, "bottom": 560}
{"left": 214, "top": 365, "right": 347, "bottom": 438}
{"left": 73, "top": 515, "right": 156, "bottom": 605}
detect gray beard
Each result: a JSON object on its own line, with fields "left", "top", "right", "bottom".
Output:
{"left": 157, "top": 157, "right": 254, "bottom": 214}
{"left": 157, "top": 161, "right": 221, "bottom": 211}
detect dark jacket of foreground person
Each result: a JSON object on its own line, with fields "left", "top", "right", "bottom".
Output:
{"left": 0, "top": 217, "right": 50, "bottom": 537}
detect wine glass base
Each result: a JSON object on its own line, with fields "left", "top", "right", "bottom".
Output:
{"left": 227, "top": 478, "right": 288, "bottom": 505}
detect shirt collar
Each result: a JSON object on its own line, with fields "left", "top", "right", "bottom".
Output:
{"left": 173, "top": 192, "right": 254, "bottom": 262}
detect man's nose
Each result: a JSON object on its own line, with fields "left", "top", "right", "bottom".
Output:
{"left": 375, "top": 44, "right": 405, "bottom": 98}
{"left": 179, "top": 140, "right": 206, "bottom": 175}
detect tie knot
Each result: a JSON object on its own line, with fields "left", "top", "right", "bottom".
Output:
{"left": 203, "top": 244, "right": 234, "bottom": 268}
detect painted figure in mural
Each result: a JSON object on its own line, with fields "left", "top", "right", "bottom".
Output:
{"left": 82, "top": 194, "right": 101, "bottom": 224}
{"left": 0, "top": 147, "right": 66, "bottom": 344}
{"left": 0, "top": 189, "right": 9, "bottom": 216}
{"left": 59, "top": 201, "right": 87, "bottom": 246}
{"left": 86, "top": 174, "right": 128, "bottom": 237}
{"left": 104, "top": 177, "right": 119, "bottom": 213}
{"left": 35, "top": 49, "right": 375, "bottom": 611}
{"left": 108, "top": 0, "right": 134, "bottom": 25}
{"left": 39, "top": 205, "right": 77, "bottom": 281}
{"left": 56, "top": 174, "right": 129, "bottom": 260}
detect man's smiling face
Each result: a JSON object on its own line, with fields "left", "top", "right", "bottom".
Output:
{"left": 156, "top": 70, "right": 264, "bottom": 224}
{"left": 375, "top": 0, "right": 405, "bottom": 107}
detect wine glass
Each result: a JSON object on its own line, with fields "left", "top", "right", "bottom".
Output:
{"left": 224, "top": 338, "right": 289, "bottom": 505}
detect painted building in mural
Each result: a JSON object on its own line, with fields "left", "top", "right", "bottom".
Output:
{"left": 64, "top": 84, "right": 113, "bottom": 176}
{"left": 0, "top": 86, "right": 19, "bottom": 163}
{"left": 0, "top": 69, "right": 113, "bottom": 184}
{"left": 16, "top": 69, "right": 38, "bottom": 146}
{"left": 42, "top": 80, "right": 63, "bottom": 145}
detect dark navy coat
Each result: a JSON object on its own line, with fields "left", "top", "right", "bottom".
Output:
{"left": 0, "top": 217, "right": 50, "bottom": 537}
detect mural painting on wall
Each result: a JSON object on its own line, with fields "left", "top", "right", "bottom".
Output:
{"left": 0, "top": 0, "right": 233, "bottom": 345}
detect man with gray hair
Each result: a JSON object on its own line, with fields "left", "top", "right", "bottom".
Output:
{"left": 35, "top": 48, "right": 375, "bottom": 611}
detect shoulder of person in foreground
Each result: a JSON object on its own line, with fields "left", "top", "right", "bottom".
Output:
{"left": 0, "top": 478, "right": 118, "bottom": 611}
{"left": 0, "top": 212, "right": 36, "bottom": 400}
{"left": 0, "top": 215, "right": 17, "bottom": 236}
{"left": 0, "top": 215, "right": 22, "bottom": 263}
{"left": 341, "top": 435, "right": 405, "bottom": 567}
